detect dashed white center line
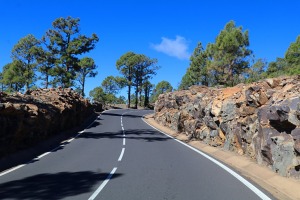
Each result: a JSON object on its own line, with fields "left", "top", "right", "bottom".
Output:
{"left": 88, "top": 167, "right": 118, "bottom": 200}
{"left": 123, "top": 137, "right": 126, "bottom": 145}
{"left": 118, "top": 148, "right": 125, "bottom": 161}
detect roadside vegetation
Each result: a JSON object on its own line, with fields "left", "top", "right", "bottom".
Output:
{"left": 1, "top": 19, "right": 299, "bottom": 108}
{"left": 179, "top": 20, "right": 300, "bottom": 90}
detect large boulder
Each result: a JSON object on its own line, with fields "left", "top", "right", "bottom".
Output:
{"left": 154, "top": 76, "right": 300, "bottom": 178}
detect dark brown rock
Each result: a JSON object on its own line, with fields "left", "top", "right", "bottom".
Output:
{"left": 0, "top": 88, "right": 95, "bottom": 158}
{"left": 154, "top": 76, "right": 300, "bottom": 178}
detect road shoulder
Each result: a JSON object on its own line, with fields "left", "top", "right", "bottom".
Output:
{"left": 144, "top": 113, "right": 300, "bottom": 200}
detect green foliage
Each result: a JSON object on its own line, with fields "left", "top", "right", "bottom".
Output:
{"left": 34, "top": 45, "right": 56, "bottom": 89}
{"left": 89, "top": 86, "right": 126, "bottom": 104}
{"left": 179, "top": 68, "right": 195, "bottom": 90}
{"left": 285, "top": 35, "right": 300, "bottom": 75}
{"left": 116, "top": 52, "right": 136, "bottom": 107}
{"left": 143, "top": 80, "right": 154, "bottom": 107}
{"left": 101, "top": 76, "right": 118, "bottom": 94}
{"left": 179, "top": 42, "right": 209, "bottom": 90}
{"left": 131, "top": 53, "right": 159, "bottom": 108}
{"left": 263, "top": 35, "right": 300, "bottom": 78}
{"left": 43, "top": 16, "right": 99, "bottom": 88}
{"left": 76, "top": 57, "right": 98, "bottom": 96}
{"left": 115, "top": 95, "right": 126, "bottom": 104}
{"left": 208, "top": 20, "right": 252, "bottom": 86}
{"left": 101, "top": 76, "right": 125, "bottom": 95}
{"left": 265, "top": 58, "right": 287, "bottom": 78}
{"left": 151, "top": 80, "right": 173, "bottom": 102}
{"left": 116, "top": 51, "right": 159, "bottom": 108}
{"left": 89, "top": 87, "right": 106, "bottom": 102}
{"left": 155, "top": 80, "right": 173, "bottom": 94}
{"left": 246, "top": 59, "right": 267, "bottom": 83}
{"left": 11, "top": 34, "right": 39, "bottom": 90}
{"left": 1, "top": 62, "right": 26, "bottom": 92}
{"left": 179, "top": 20, "right": 252, "bottom": 90}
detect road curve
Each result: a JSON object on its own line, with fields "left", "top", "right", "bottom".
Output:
{"left": 0, "top": 109, "right": 273, "bottom": 200}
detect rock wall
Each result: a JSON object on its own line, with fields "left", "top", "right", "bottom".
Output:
{"left": 154, "top": 76, "right": 300, "bottom": 178}
{"left": 0, "top": 88, "right": 95, "bottom": 157}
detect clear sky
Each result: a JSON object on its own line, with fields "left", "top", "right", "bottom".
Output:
{"left": 1, "top": 0, "right": 300, "bottom": 97}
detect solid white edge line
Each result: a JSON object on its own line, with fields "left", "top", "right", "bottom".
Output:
{"left": 118, "top": 148, "right": 125, "bottom": 161}
{"left": 88, "top": 167, "right": 118, "bottom": 200}
{"left": 37, "top": 152, "right": 51, "bottom": 159}
{"left": 67, "top": 138, "right": 75, "bottom": 143}
{"left": 0, "top": 113, "right": 103, "bottom": 177}
{"left": 141, "top": 117, "right": 271, "bottom": 200}
{"left": 0, "top": 164, "right": 26, "bottom": 177}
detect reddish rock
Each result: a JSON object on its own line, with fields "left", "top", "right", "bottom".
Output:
{"left": 154, "top": 76, "right": 300, "bottom": 178}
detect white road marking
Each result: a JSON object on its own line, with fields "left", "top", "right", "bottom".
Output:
{"left": 67, "top": 138, "right": 74, "bottom": 143}
{"left": 0, "top": 164, "right": 26, "bottom": 177}
{"left": 0, "top": 113, "right": 104, "bottom": 177}
{"left": 88, "top": 167, "right": 118, "bottom": 200}
{"left": 142, "top": 117, "right": 271, "bottom": 200}
{"left": 123, "top": 137, "right": 126, "bottom": 145}
{"left": 118, "top": 148, "right": 125, "bottom": 161}
{"left": 37, "top": 152, "right": 51, "bottom": 159}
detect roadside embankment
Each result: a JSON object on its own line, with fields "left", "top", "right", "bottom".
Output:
{"left": 0, "top": 88, "right": 96, "bottom": 159}
{"left": 154, "top": 76, "right": 300, "bottom": 179}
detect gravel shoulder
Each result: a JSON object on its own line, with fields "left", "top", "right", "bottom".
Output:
{"left": 144, "top": 113, "right": 300, "bottom": 200}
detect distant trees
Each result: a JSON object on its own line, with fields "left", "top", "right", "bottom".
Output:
{"left": 263, "top": 35, "right": 300, "bottom": 78}
{"left": 116, "top": 52, "right": 159, "bottom": 108}
{"left": 179, "top": 42, "right": 208, "bottom": 90}
{"left": 101, "top": 76, "right": 126, "bottom": 95}
{"left": 246, "top": 58, "right": 267, "bottom": 83}
{"left": 178, "top": 20, "right": 300, "bottom": 89}
{"left": 284, "top": 35, "right": 300, "bottom": 74}
{"left": 116, "top": 52, "right": 135, "bottom": 108}
{"left": 151, "top": 80, "right": 173, "bottom": 102}
{"left": 11, "top": 34, "right": 40, "bottom": 90}
{"left": 1, "top": 62, "right": 25, "bottom": 92}
{"left": 0, "top": 16, "right": 99, "bottom": 94}
{"left": 179, "top": 20, "right": 252, "bottom": 89}
{"left": 76, "top": 57, "right": 98, "bottom": 97}
{"left": 89, "top": 87, "right": 106, "bottom": 102}
{"left": 208, "top": 20, "right": 252, "bottom": 86}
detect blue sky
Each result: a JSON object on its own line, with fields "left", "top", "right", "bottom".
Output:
{"left": 1, "top": 0, "right": 300, "bottom": 97}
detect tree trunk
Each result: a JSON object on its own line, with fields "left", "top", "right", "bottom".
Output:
{"left": 144, "top": 86, "right": 149, "bottom": 107}
{"left": 139, "top": 89, "right": 142, "bottom": 107}
{"left": 81, "top": 77, "right": 85, "bottom": 97}
{"left": 127, "top": 84, "right": 131, "bottom": 108}
{"left": 135, "top": 85, "right": 138, "bottom": 109}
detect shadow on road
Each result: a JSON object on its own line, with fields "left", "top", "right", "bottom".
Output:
{"left": 0, "top": 171, "right": 123, "bottom": 200}
{"left": 78, "top": 129, "right": 171, "bottom": 143}
{"left": 102, "top": 112, "right": 145, "bottom": 119}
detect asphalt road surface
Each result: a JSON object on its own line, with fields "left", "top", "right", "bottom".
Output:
{"left": 0, "top": 109, "right": 273, "bottom": 200}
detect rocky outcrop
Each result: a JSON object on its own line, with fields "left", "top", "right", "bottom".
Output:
{"left": 154, "top": 76, "right": 300, "bottom": 178}
{"left": 0, "top": 88, "right": 95, "bottom": 157}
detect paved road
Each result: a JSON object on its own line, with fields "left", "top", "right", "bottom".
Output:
{"left": 0, "top": 109, "right": 273, "bottom": 200}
